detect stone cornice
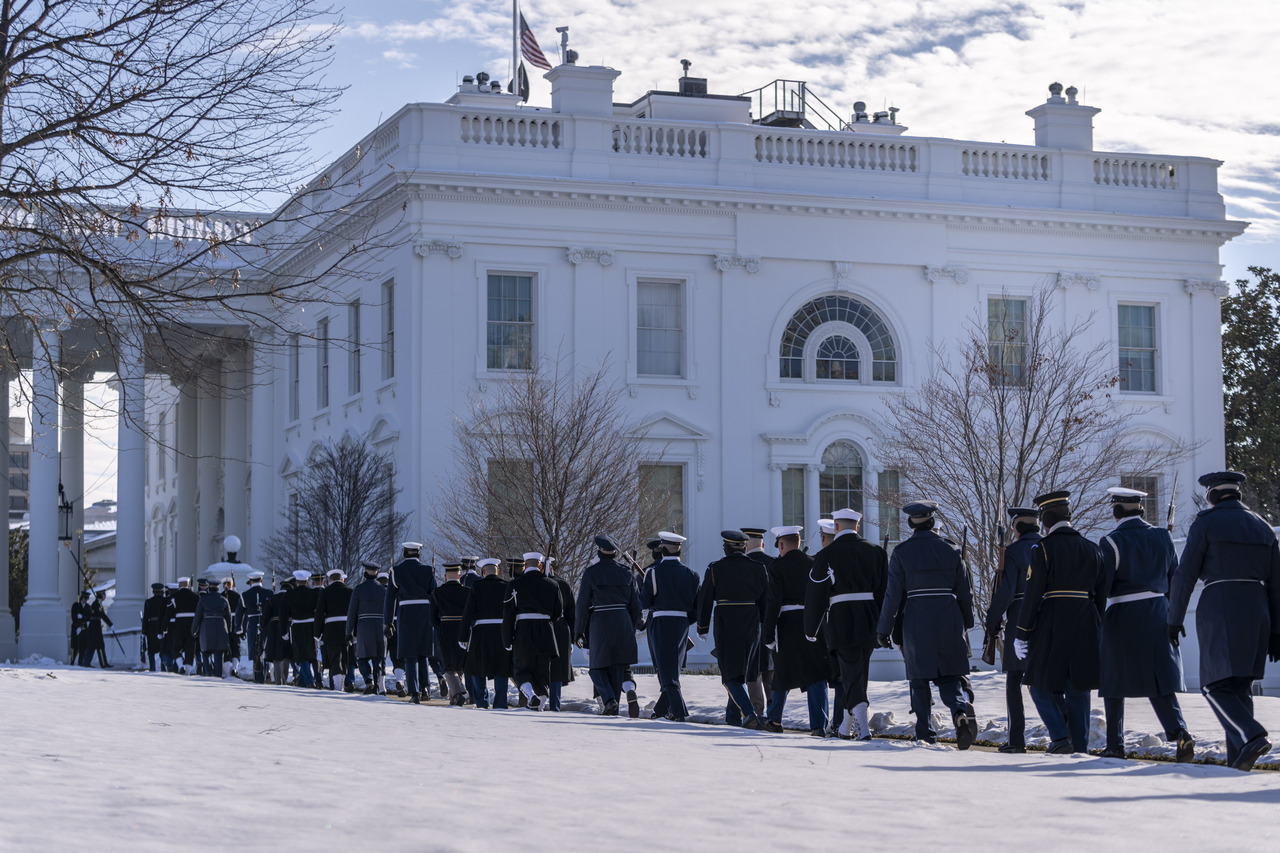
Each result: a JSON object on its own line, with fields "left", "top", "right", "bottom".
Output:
{"left": 413, "top": 239, "right": 463, "bottom": 258}
{"left": 1183, "top": 278, "right": 1229, "bottom": 297}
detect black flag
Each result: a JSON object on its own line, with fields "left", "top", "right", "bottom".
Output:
{"left": 507, "top": 61, "right": 530, "bottom": 103}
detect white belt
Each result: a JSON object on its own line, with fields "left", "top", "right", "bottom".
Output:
{"left": 290, "top": 618, "right": 313, "bottom": 624}
{"left": 324, "top": 616, "right": 347, "bottom": 623}
{"left": 174, "top": 612, "right": 195, "bottom": 618}
{"left": 516, "top": 613, "right": 551, "bottom": 621}
{"left": 651, "top": 610, "right": 688, "bottom": 618}
{"left": 830, "top": 593, "right": 874, "bottom": 604}
{"left": 399, "top": 599, "right": 431, "bottom": 606}
{"left": 1106, "top": 590, "right": 1163, "bottom": 609}
{"left": 1203, "top": 579, "right": 1264, "bottom": 589}
{"left": 473, "top": 618, "right": 504, "bottom": 626}
{"left": 908, "top": 587, "right": 955, "bottom": 599}
{"left": 779, "top": 604, "right": 805, "bottom": 613}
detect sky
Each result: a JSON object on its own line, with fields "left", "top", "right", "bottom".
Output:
{"left": 28, "top": 0, "right": 1280, "bottom": 506}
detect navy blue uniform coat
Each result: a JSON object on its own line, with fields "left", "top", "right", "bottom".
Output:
{"left": 192, "top": 590, "right": 232, "bottom": 652}
{"left": 640, "top": 556, "right": 700, "bottom": 686}
{"left": 431, "top": 580, "right": 471, "bottom": 671}
{"left": 346, "top": 578, "right": 387, "bottom": 660}
{"left": 696, "top": 553, "right": 768, "bottom": 683}
{"left": 764, "top": 548, "right": 832, "bottom": 691}
{"left": 460, "top": 574, "right": 512, "bottom": 679}
{"left": 385, "top": 558, "right": 437, "bottom": 658}
{"left": 985, "top": 531, "right": 1040, "bottom": 673}
{"left": 576, "top": 557, "right": 641, "bottom": 669}
{"left": 875, "top": 529, "right": 974, "bottom": 680}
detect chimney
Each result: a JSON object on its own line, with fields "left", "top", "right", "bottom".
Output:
{"left": 1026, "top": 82, "right": 1101, "bottom": 150}
{"left": 545, "top": 64, "right": 621, "bottom": 116}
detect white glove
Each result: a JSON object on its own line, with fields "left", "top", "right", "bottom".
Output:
{"left": 1014, "top": 638, "right": 1028, "bottom": 660}
{"left": 765, "top": 642, "right": 778, "bottom": 652}
{"left": 457, "top": 641, "right": 468, "bottom": 651}
{"left": 805, "top": 635, "right": 818, "bottom": 643}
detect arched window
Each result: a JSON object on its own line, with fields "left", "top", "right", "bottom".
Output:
{"left": 780, "top": 294, "right": 897, "bottom": 382}
{"left": 819, "top": 440, "right": 864, "bottom": 517}
{"left": 815, "top": 335, "right": 859, "bottom": 380}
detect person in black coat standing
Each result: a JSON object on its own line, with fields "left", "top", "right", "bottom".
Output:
{"left": 875, "top": 501, "right": 978, "bottom": 748}
{"left": 220, "top": 578, "right": 243, "bottom": 672}
{"left": 142, "top": 583, "right": 168, "bottom": 672}
{"left": 983, "top": 507, "right": 1041, "bottom": 753}
{"left": 576, "top": 536, "right": 642, "bottom": 716}
{"left": 170, "top": 578, "right": 201, "bottom": 674}
{"left": 283, "top": 569, "right": 321, "bottom": 687}
{"left": 193, "top": 579, "right": 233, "bottom": 677}
{"left": 503, "top": 552, "right": 563, "bottom": 710}
{"left": 432, "top": 562, "right": 472, "bottom": 703}
{"left": 763, "top": 525, "right": 831, "bottom": 734}
{"left": 640, "top": 531, "right": 700, "bottom": 722}
{"left": 804, "top": 508, "right": 886, "bottom": 739}
{"left": 546, "top": 558, "right": 577, "bottom": 712}
{"left": 1014, "top": 490, "right": 1106, "bottom": 754}
{"left": 346, "top": 563, "right": 388, "bottom": 694}
{"left": 385, "top": 542, "right": 438, "bottom": 704}
{"left": 1169, "top": 471, "right": 1280, "bottom": 771}
{"left": 697, "top": 530, "right": 769, "bottom": 729}
{"left": 1098, "top": 487, "right": 1193, "bottom": 761}
{"left": 315, "top": 569, "right": 354, "bottom": 692}
{"left": 460, "top": 558, "right": 512, "bottom": 708}
{"left": 238, "top": 572, "right": 271, "bottom": 684}
{"left": 742, "top": 527, "right": 775, "bottom": 717}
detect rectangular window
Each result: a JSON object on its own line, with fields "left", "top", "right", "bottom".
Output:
{"left": 486, "top": 274, "right": 533, "bottom": 370}
{"left": 640, "top": 463, "right": 685, "bottom": 536}
{"left": 487, "top": 458, "right": 534, "bottom": 556}
{"left": 878, "top": 470, "right": 901, "bottom": 544}
{"left": 987, "top": 297, "right": 1027, "bottom": 384}
{"left": 1118, "top": 304, "right": 1157, "bottom": 392}
{"left": 9, "top": 452, "right": 28, "bottom": 469}
{"left": 317, "top": 318, "right": 330, "bottom": 409}
{"left": 348, "top": 300, "right": 361, "bottom": 395}
{"left": 10, "top": 473, "right": 29, "bottom": 491}
{"left": 781, "top": 467, "right": 805, "bottom": 529}
{"left": 10, "top": 495, "right": 28, "bottom": 511}
{"left": 382, "top": 280, "right": 395, "bottom": 380}
{"left": 1120, "top": 474, "right": 1161, "bottom": 523}
{"left": 637, "top": 280, "right": 684, "bottom": 377}
{"left": 289, "top": 335, "right": 300, "bottom": 421}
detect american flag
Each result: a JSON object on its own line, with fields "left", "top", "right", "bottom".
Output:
{"left": 520, "top": 13, "right": 553, "bottom": 71}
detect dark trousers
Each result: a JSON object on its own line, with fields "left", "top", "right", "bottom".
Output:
{"left": 321, "top": 638, "right": 349, "bottom": 685}
{"left": 766, "top": 681, "right": 829, "bottom": 731}
{"left": 589, "top": 665, "right": 625, "bottom": 705}
{"left": 724, "top": 679, "right": 759, "bottom": 725}
{"left": 909, "top": 676, "right": 972, "bottom": 742}
{"left": 1104, "top": 693, "right": 1185, "bottom": 748}
{"left": 834, "top": 643, "right": 874, "bottom": 711}
{"left": 296, "top": 660, "right": 315, "bottom": 687}
{"left": 144, "top": 634, "right": 163, "bottom": 672}
{"left": 514, "top": 653, "right": 553, "bottom": 697}
{"left": 1006, "top": 670, "right": 1027, "bottom": 748}
{"left": 1202, "top": 676, "right": 1268, "bottom": 765}
{"left": 404, "top": 657, "right": 428, "bottom": 695}
{"left": 548, "top": 681, "right": 563, "bottom": 711}
{"left": 1029, "top": 685, "right": 1090, "bottom": 751}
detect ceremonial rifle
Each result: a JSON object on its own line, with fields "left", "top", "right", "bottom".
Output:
{"left": 1167, "top": 471, "right": 1179, "bottom": 533}
{"left": 981, "top": 523, "right": 1007, "bottom": 666}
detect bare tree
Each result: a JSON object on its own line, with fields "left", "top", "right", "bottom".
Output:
{"left": 0, "top": 0, "right": 400, "bottom": 401}
{"left": 262, "top": 435, "right": 408, "bottom": 581}
{"left": 877, "top": 283, "right": 1192, "bottom": 610}
{"left": 430, "top": 357, "right": 664, "bottom": 590}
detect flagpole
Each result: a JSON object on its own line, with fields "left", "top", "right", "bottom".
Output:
{"left": 512, "top": 0, "right": 518, "bottom": 88}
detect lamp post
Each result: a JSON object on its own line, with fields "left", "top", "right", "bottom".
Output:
{"left": 58, "top": 483, "right": 73, "bottom": 542}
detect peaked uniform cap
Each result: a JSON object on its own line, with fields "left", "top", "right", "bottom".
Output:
{"left": 151, "top": 582, "right": 165, "bottom": 590}
{"left": 326, "top": 569, "right": 345, "bottom": 579}
{"left": 594, "top": 535, "right": 619, "bottom": 553}
{"left": 247, "top": 571, "right": 265, "bottom": 580}
{"left": 477, "top": 558, "right": 501, "bottom": 568}
{"left": 721, "top": 529, "right": 748, "bottom": 544}
{"left": 901, "top": 500, "right": 939, "bottom": 518}
{"left": 292, "top": 570, "right": 311, "bottom": 581}
{"left": 832, "top": 508, "right": 862, "bottom": 522}
{"left": 1006, "top": 506, "right": 1038, "bottom": 520}
{"left": 1198, "top": 471, "right": 1246, "bottom": 489}
{"left": 658, "top": 531, "right": 687, "bottom": 544}
{"left": 523, "top": 552, "right": 544, "bottom": 562}
{"left": 740, "top": 527, "right": 767, "bottom": 538}
{"left": 361, "top": 562, "right": 381, "bottom": 572}
{"left": 645, "top": 538, "right": 662, "bottom": 550}
{"left": 1033, "top": 490, "right": 1071, "bottom": 509}
{"left": 771, "top": 525, "right": 803, "bottom": 538}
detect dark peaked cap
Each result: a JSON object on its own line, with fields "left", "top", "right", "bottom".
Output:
{"left": 594, "top": 535, "right": 619, "bottom": 554}
{"left": 902, "top": 500, "right": 939, "bottom": 518}
{"left": 721, "top": 529, "right": 748, "bottom": 544}
{"left": 1007, "top": 506, "right": 1038, "bottom": 519}
{"left": 1198, "top": 471, "right": 1246, "bottom": 489}
{"left": 1034, "top": 490, "right": 1071, "bottom": 510}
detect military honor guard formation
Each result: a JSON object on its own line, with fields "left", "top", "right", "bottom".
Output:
{"left": 124, "top": 471, "right": 1280, "bottom": 771}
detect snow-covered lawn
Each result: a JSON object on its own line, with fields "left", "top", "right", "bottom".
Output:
{"left": 4, "top": 662, "right": 1279, "bottom": 851}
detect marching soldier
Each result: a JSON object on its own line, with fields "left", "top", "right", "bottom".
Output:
{"left": 461, "top": 557, "right": 481, "bottom": 589}
{"left": 763, "top": 525, "right": 831, "bottom": 734}
{"left": 1014, "top": 490, "right": 1106, "bottom": 755}
{"left": 238, "top": 572, "right": 271, "bottom": 684}
{"left": 576, "top": 536, "right": 642, "bottom": 716}
{"left": 81, "top": 591, "right": 115, "bottom": 668}
{"left": 71, "top": 590, "right": 91, "bottom": 665}
{"left": 193, "top": 577, "right": 233, "bottom": 677}
{"left": 385, "top": 542, "right": 437, "bottom": 703}
{"left": 1098, "top": 487, "right": 1193, "bottom": 761}
{"left": 220, "top": 578, "right": 243, "bottom": 673}
{"left": 161, "top": 583, "right": 178, "bottom": 671}
{"left": 460, "top": 557, "right": 512, "bottom": 708}
{"left": 546, "top": 557, "right": 577, "bottom": 713}
{"left": 262, "top": 577, "right": 292, "bottom": 685}
{"left": 697, "top": 530, "right": 769, "bottom": 729}
{"left": 347, "top": 563, "right": 389, "bottom": 694}
{"left": 503, "top": 552, "right": 563, "bottom": 710}
{"left": 171, "top": 577, "right": 200, "bottom": 675}
{"left": 1169, "top": 471, "right": 1280, "bottom": 771}
{"left": 983, "top": 507, "right": 1041, "bottom": 754}
{"left": 142, "top": 583, "right": 168, "bottom": 672}
{"left": 640, "top": 532, "right": 699, "bottom": 722}
{"left": 284, "top": 569, "right": 321, "bottom": 688}
{"left": 805, "top": 509, "right": 886, "bottom": 740}
{"left": 315, "top": 569, "right": 354, "bottom": 691}
{"left": 378, "top": 570, "right": 406, "bottom": 696}
{"left": 194, "top": 578, "right": 210, "bottom": 673}
{"left": 875, "top": 501, "right": 978, "bottom": 748}
{"left": 432, "top": 562, "right": 471, "bottom": 704}
{"left": 742, "top": 527, "right": 775, "bottom": 718}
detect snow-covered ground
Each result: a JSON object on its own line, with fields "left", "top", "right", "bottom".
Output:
{"left": 4, "top": 661, "right": 1279, "bottom": 851}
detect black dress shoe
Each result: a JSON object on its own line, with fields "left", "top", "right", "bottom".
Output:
{"left": 1099, "top": 744, "right": 1126, "bottom": 759}
{"left": 1046, "top": 739, "right": 1074, "bottom": 754}
{"left": 998, "top": 743, "right": 1026, "bottom": 754}
{"left": 603, "top": 699, "right": 619, "bottom": 716}
{"left": 410, "top": 692, "right": 421, "bottom": 704}
{"left": 954, "top": 708, "right": 977, "bottom": 751}
{"left": 810, "top": 727, "right": 833, "bottom": 738}
{"left": 396, "top": 684, "right": 406, "bottom": 698}
{"left": 764, "top": 721, "right": 784, "bottom": 733}
{"left": 1175, "top": 730, "right": 1195, "bottom": 764}
{"left": 742, "top": 716, "right": 763, "bottom": 731}
{"left": 528, "top": 694, "right": 543, "bottom": 711}
{"left": 1230, "top": 735, "right": 1272, "bottom": 772}
{"left": 627, "top": 690, "right": 640, "bottom": 719}
{"left": 363, "top": 684, "right": 377, "bottom": 695}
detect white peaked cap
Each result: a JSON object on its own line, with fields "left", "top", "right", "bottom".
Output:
{"left": 770, "top": 525, "right": 803, "bottom": 538}
{"left": 477, "top": 557, "right": 500, "bottom": 568}
{"left": 402, "top": 541, "right": 424, "bottom": 550}
{"left": 376, "top": 571, "right": 389, "bottom": 579}
{"left": 523, "top": 552, "right": 544, "bottom": 562}
{"left": 247, "top": 571, "right": 265, "bottom": 580}
{"left": 1107, "top": 486, "right": 1148, "bottom": 498}
{"left": 292, "top": 570, "right": 311, "bottom": 581}
{"left": 326, "top": 569, "right": 344, "bottom": 579}
{"left": 177, "top": 576, "right": 190, "bottom": 584}
{"left": 658, "top": 531, "right": 687, "bottom": 544}
{"left": 832, "top": 508, "right": 862, "bottom": 521}
{"left": 817, "top": 519, "right": 836, "bottom": 533}
{"left": 166, "top": 582, "right": 179, "bottom": 589}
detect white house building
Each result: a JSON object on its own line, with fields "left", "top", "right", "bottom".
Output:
{"left": 7, "top": 58, "right": 1248, "bottom": 681}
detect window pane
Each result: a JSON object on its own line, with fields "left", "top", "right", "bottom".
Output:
{"left": 782, "top": 468, "right": 805, "bottom": 528}
{"left": 487, "top": 274, "right": 534, "bottom": 370}
{"left": 637, "top": 281, "right": 683, "bottom": 377}
{"left": 878, "top": 469, "right": 901, "bottom": 543}
{"left": 816, "top": 335, "right": 859, "bottom": 380}
{"left": 640, "top": 464, "right": 684, "bottom": 536}
{"left": 1117, "top": 304, "right": 1156, "bottom": 392}
{"left": 779, "top": 294, "right": 896, "bottom": 381}
{"left": 1120, "top": 474, "right": 1160, "bottom": 523}
{"left": 819, "top": 440, "right": 863, "bottom": 516}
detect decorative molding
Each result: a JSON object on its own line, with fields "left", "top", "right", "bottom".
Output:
{"left": 566, "top": 247, "right": 614, "bottom": 266}
{"left": 768, "top": 462, "right": 782, "bottom": 472}
{"left": 1056, "top": 271, "right": 1101, "bottom": 291}
{"left": 413, "top": 239, "right": 463, "bottom": 259}
{"left": 713, "top": 254, "right": 761, "bottom": 274}
{"left": 686, "top": 386, "right": 697, "bottom": 400}
{"left": 924, "top": 265, "right": 969, "bottom": 285}
{"left": 476, "top": 380, "right": 488, "bottom": 394}
{"left": 768, "top": 391, "right": 782, "bottom": 408}
{"left": 696, "top": 446, "right": 706, "bottom": 492}
{"left": 626, "top": 384, "right": 639, "bottom": 398}
{"left": 833, "top": 261, "right": 854, "bottom": 291}
{"left": 1183, "top": 278, "right": 1228, "bottom": 298}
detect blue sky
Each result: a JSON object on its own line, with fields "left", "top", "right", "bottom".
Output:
{"left": 51, "top": 0, "right": 1280, "bottom": 505}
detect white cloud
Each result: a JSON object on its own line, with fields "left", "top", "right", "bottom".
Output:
{"left": 381, "top": 48, "right": 418, "bottom": 69}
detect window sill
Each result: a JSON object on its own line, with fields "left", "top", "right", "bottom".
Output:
{"left": 626, "top": 377, "right": 698, "bottom": 399}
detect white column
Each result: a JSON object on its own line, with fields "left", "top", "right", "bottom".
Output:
{"left": 58, "top": 371, "right": 85, "bottom": 608}
{"left": 19, "top": 327, "right": 67, "bottom": 661}
{"left": 222, "top": 349, "right": 248, "bottom": 555}
{"left": 196, "top": 366, "right": 223, "bottom": 570}
{"left": 175, "top": 381, "right": 197, "bottom": 579}
{"left": 805, "top": 463, "right": 822, "bottom": 538}
{"left": 113, "top": 336, "right": 146, "bottom": 662}
{"left": 0, "top": 369, "right": 15, "bottom": 659}
{"left": 247, "top": 333, "right": 276, "bottom": 565}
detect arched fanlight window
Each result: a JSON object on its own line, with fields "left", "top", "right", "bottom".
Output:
{"left": 780, "top": 294, "right": 897, "bottom": 382}
{"left": 819, "top": 440, "right": 864, "bottom": 517}
{"left": 815, "top": 335, "right": 860, "bottom": 380}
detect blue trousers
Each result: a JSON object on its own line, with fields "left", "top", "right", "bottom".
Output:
{"left": 649, "top": 616, "right": 691, "bottom": 719}
{"left": 1029, "top": 685, "right": 1090, "bottom": 751}
{"left": 725, "top": 679, "right": 758, "bottom": 725}
{"left": 766, "top": 681, "right": 829, "bottom": 731}
{"left": 1104, "top": 693, "right": 1185, "bottom": 748}
{"left": 590, "top": 665, "right": 625, "bottom": 705}
{"left": 296, "top": 660, "right": 315, "bottom": 688}
{"left": 549, "top": 681, "right": 563, "bottom": 711}
{"left": 909, "top": 676, "right": 971, "bottom": 742}
{"left": 404, "top": 657, "right": 428, "bottom": 695}
{"left": 1203, "top": 676, "right": 1268, "bottom": 765}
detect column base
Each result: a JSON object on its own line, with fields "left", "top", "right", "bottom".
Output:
{"left": 0, "top": 612, "right": 17, "bottom": 662}
{"left": 17, "top": 599, "right": 70, "bottom": 664}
